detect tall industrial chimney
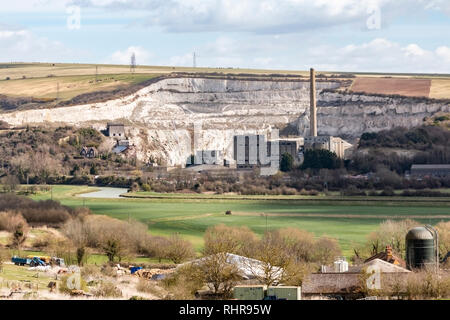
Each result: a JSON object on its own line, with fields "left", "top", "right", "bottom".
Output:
{"left": 310, "top": 68, "right": 317, "bottom": 137}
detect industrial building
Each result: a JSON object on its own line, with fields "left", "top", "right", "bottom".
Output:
{"left": 233, "top": 135, "right": 277, "bottom": 169}
{"left": 303, "top": 68, "right": 352, "bottom": 159}
{"left": 231, "top": 68, "right": 352, "bottom": 171}
{"left": 410, "top": 164, "right": 450, "bottom": 177}
{"left": 194, "top": 150, "right": 223, "bottom": 165}
{"left": 271, "top": 137, "right": 304, "bottom": 165}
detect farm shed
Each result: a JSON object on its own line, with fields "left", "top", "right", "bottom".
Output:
{"left": 411, "top": 164, "right": 450, "bottom": 177}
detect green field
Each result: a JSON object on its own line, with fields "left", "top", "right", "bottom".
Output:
{"left": 26, "top": 185, "right": 450, "bottom": 258}
{"left": 3, "top": 62, "right": 450, "bottom": 103}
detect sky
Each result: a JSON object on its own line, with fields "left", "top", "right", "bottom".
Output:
{"left": 0, "top": 0, "right": 450, "bottom": 73}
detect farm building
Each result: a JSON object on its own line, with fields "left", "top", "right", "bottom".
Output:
{"left": 410, "top": 164, "right": 450, "bottom": 177}
{"left": 107, "top": 123, "right": 125, "bottom": 139}
{"left": 303, "top": 258, "right": 410, "bottom": 300}
{"left": 180, "top": 253, "right": 283, "bottom": 281}
{"left": 364, "top": 246, "right": 406, "bottom": 268}
{"left": 80, "top": 146, "right": 98, "bottom": 158}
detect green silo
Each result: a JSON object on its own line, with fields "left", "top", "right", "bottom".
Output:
{"left": 405, "top": 227, "right": 436, "bottom": 270}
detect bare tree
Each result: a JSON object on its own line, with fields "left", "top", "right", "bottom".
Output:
{"left": 245, "top": 231, "right": 295, "bottom": 286}
{"left": 162, "top": 233, "right": 195, "bottom": 264}
{"left": 203, "top": 224, "right": 258, "bottom": 257}
{"left": 1, "top": 174, "right": 20, "bottom": 193}
{"left": 366, "top": 219, "right": 420, "bottom": 257}
{"left": 436, "top": 221, "right": 450, "bottom": 258}
{"left": 313, "top": 237, "right": 342, "bottom": 265}
{"left": 190, "top": 253, "right": 242, "bottom": 297}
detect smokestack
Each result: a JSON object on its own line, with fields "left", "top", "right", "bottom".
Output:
{"left": 310, "top": 68, "right": 317, "bottom": 137}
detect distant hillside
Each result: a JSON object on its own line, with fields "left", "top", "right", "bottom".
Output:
{"left": 350, "top": 123, "right": 450, "bottom": 174}
{"left": 0, "top": 126, "right": 137, "bottom": 185}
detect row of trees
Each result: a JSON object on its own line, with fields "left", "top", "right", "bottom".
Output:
{"left": 60, "top": 215, "right": 195, "bottom": 265}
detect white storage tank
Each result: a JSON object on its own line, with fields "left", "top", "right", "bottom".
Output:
{"left": 334, "top": 257, "right": 349, "bottom": 273}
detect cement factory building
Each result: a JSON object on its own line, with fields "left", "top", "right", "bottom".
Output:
{"left": 232, "top": 68, "right": 352, "bottom": 169}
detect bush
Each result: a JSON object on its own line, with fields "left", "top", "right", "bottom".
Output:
{"left": 161, "top": 264, "right": 205, "bottom": 299}
{"left": 0, "top": 248, "right": 10, "bottom": 266}
{"left": 161, "top": 234, "right": 195, "bottom": 264}
{"left": 301, "top": 149, "right": 342, "bottom": 170}
{"left": 0, "top": 194, "right": 89, "bottom": 226}
{"left": 0, "top": 211, "right": 28, "bottom": 232}
{"left": 31, "top": 234, "right": 53, "bottom": 250}
{"left": 81, "top": 265, "right": 101, "bottom": 279}
{"left": 203, "top": 224, "right": 258, "bottom": 257}
{"left": 380, "top": 187, "right": 395, "bottom": 196}
{"left": 280, "top": 153, "right": 294, "bottom": 172}
{"left": 92, "top": 281, "right": 122, "bottom": 298}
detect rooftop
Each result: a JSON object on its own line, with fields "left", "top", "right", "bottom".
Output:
{"left": 411, "top": 164, "right": 450, "bottom": 169}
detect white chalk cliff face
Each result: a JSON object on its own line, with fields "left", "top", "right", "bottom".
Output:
{"left": 1, "top": 78, "right": 449, "bottom": 166}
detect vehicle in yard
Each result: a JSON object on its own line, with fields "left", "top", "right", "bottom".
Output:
{"left": 12, "top": 256, "right": 48, "bottom": 267}
{"left": 11, "top": 256, "right": 31, "bottom": 266}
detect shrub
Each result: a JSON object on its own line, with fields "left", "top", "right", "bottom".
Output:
{"left": 0, "top": 194, "right": 89, "bottom": 226}
{"left": 0, "top": 211, "right": 28, "bottom": 232}
{"left": 81, "top": 265, "right": 100, "bottom": 279}
{"left": 92, "top": 281, "right": 122, "bottom": 298}
{"left": 280, "top": 153, "right": 294, "bottom": 172}
{"left": 10, "top": 223, "right": 29, "bottom": 250}
{"left": 203, "top": 224, "right": 258, "bottom": 257}
{"left": 301, "top": 149, "right": 342, "bottom": 170}
{"left": 31, "top": 234, "right": 53, "bottom": 250}
{"left": 162, "top": 234, "right": 195, "bottom": 264}
{"left": 0, "top": 248, "right": 10, "bottom": 266}
{"left": 161, "top": 264, "right": 205, "bottom": 299}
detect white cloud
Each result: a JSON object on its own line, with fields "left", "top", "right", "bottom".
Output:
{"left": 107, "top": 46, "right": 152, "bottom": 65}
{"left": 0, "top": 25, "right": 79, "bottom": 62}
{"left": 404, "top": 44, "right": 428, "bottom": 57}
{"left": 306, "top": 38, "right": 450, "bottom": 73}
{"left": 67, "top": 0, "right": 450, "bottom": 34}
{"left": 436, "top": 46, "right": 450, "bottom": 62}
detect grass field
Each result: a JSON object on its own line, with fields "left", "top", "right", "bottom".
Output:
{"left": 0, "top": 73, "right": 161, "bottom": 100}
{"left": 2, "top": 63, "right": 450, "bottom": 102}
{"left": 27, "top": 185, "right": 450, "bottom": 258}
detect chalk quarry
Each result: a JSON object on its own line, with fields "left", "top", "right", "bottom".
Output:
{"left": 1, "top": 77, "right": 449, "bottom": 166}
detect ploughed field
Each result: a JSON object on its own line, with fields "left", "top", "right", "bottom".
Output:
{"left": 351, "top": 77, "right": 432, "bottom": 97}
{"left": 30, "top": 185, "right": 450, "bottom": 257}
